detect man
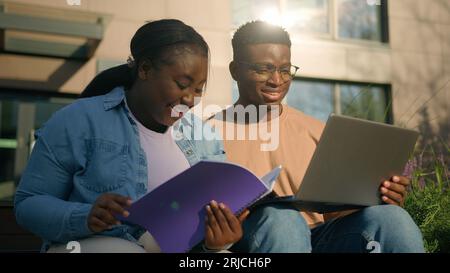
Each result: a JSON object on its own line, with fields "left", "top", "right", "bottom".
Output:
{"left": 209, "top": 21, "right": 424, "bottom": 253}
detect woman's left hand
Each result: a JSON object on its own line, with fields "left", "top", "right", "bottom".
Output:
{"left": 204, "top": 200, "right": 250, "bottom": 250}
{"left": 380, "top": 175, "right": 410, "bottom": 207}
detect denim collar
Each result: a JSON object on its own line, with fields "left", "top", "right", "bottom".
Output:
{"left": 103, "top": 86, "right": 126, "bottom": 111}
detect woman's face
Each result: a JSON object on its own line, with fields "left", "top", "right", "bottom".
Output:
{"left": 135, "top": 46, "right": 208, "bottom": 128}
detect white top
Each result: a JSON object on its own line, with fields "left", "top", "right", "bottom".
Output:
{"left": 125, "top": 100, "right": 190, "bottom": 192}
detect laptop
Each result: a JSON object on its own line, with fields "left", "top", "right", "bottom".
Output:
{"left": 255, "top": 114, "right": 419, "bottom": 213}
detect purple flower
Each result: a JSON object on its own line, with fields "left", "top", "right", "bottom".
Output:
{"left": 403, "top": 158, "right": 417, "bottom": 179}
{"left": 418, "top": 177, "right": 426, "bottom": 190}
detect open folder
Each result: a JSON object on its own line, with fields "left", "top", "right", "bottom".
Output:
{"left": 120, "top": 161, "right": 281, "bottom": 253}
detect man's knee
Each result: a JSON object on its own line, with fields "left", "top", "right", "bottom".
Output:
{"left": 236, "top": 204, "right": 312, "bottom": 252}
{"left": 359, "top": 205, "right": 424, "bottom": 252}
{"left": 248, "top": 204, "right": 310, "bottom": 234}
{"left": 361, "top": 205, "right": 417, "bottom": 229}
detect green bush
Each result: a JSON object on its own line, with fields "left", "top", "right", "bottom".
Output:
{"left": 403, "top": 146, "right": 450, "bottom": 253}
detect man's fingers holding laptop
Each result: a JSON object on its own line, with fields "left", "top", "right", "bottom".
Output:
{"left": 381, "top": 189, "right": 403, "bottom": 206}
{"left": 380, "top": 175, "right": 411, "bottom": 207}
{"left": 382, "top": 181, "right": 406, "bottom": 195}
{"left": 391, "top": 176, "right": 411, "bottom": 186}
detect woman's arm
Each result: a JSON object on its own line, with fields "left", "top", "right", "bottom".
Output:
{"left": 14, "top": 131, "right": 93, "bottom": 243}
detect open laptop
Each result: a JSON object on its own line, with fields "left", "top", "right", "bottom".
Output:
{"left": 255, "top": 114, "right": 419, "bottom": 213}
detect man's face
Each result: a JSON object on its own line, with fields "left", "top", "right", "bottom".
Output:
{"left": 232, "top": 43, "right": 292, "bottom": 106}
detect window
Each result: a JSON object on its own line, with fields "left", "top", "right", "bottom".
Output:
{"left": 231, "top": 0, "right": 388, "bottom": 42}
{"left": 339, "top": 83, "right": 389, "bottom": 122}
{"left": 232, "top": 0, "right": 329, "bottom": 35}
{"left": 284, "top": 0, "right": 330, "bottom": 35}
{"left": 337, "top": 0, "right": 383, "bottom": 41}
{"left": 286, "top": 79, "right": 391, "bottom": 123}
{"left": 231, "top": 78, "right": 390, "bottom": 123}
{"left": 0, "top": 90, "right": 76, "bottom": 202}
{"left": 286, "top": 80, "right": 334, "bottom": 121}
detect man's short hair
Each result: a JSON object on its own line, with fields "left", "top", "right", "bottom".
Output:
{"left": 232, "top": 20, "right": 291, "bottom": 61}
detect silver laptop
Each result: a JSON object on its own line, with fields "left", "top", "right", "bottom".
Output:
{"left": 255, "top": 114, "right": 419, "bottom": 213}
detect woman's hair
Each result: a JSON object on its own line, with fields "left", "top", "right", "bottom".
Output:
{"left": 232, "top": 20, "right": 291, "bottom": 61}
{"left": 81, "top": 19, "right": 209, "bottom": 98}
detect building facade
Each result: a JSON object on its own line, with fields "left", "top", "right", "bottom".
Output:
{"left": 0, "top": 0, "right": 448, "bottom": 205}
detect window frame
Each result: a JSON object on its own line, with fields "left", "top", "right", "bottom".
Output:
{"left": 232, "top": 0, "right": 390, "bottom": 44}
{"left": 288, "top": 76, "right": 393, "bottom": 124}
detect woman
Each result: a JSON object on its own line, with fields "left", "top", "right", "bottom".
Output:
{"left": 15, "top": 19, "right": 306, "bottom": 253}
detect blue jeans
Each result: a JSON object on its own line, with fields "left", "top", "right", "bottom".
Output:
{"left": 231, "top": 204, "right": 425, "bottom": 253}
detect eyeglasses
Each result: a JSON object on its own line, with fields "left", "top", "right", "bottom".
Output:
{"left": 237, "top": 61, "right": 299, "bottom": 83}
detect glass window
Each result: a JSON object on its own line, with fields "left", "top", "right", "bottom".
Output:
{"left": 284, "top": 79, "right": 390, "bottom": 123}
{"left": 286, "top": 80, "right": 334, "bottom": 121}
{"left": 231, "top": 0, "right": 386, "bottom": 42}
{"left": 0, "top": 93, "right": 75, "bottom": 202}
{"left": 232, "top": 0, "right": 329, "bottom": 35}
{"left": 284, "top": 0, "right": 329, "bottom": 34}
{"left": 232, "top": 0, "right": 280, "bottom": 28}
{"left": 337, "top": 0, "right": 383, "bottom": 41}
{"left": 340, "top": 84, "right": 389, "bottom": 122}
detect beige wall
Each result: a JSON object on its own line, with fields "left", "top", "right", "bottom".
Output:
{"left": 286, "top": 0, "right": 449, "bottom": 148}
{"left": 0, "top": 0, "right": 233, "bottom": 107}
{"left": 389, "top": 0, "right": 449, "bottom": 148}
{"left": 1, "top": 0, "right": 449, "bottom": 142}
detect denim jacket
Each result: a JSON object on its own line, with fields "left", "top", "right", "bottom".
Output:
{"left": 14, "top": 86, "right": 226, "bottom": 251}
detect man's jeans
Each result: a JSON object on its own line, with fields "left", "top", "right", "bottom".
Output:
{"left": 231, "top": 204, "right": 425, "bottom": 253}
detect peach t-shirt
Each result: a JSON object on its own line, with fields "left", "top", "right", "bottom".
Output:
{"left": 208, "top": 105, "right": 325, "bottom": 227}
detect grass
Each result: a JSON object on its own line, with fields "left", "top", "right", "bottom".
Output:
{"left": 403, "top": 145, "right": 450, "bottom": 253}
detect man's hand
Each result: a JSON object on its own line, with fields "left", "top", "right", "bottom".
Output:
{"left": 380, "top": 176, "right": 410, "bottom": 207}
{"left": 204, "top": 200, "right": 250, "bottom": 250}
{"left": 325, "top": 176, "right": 411, "bottom": 222}
{"left": 87, "top": 193, "right": 132, "bottom": 233}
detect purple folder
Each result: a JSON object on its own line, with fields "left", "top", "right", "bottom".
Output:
{"left": 122, "top": 161, "right": 280, "bottom": 253}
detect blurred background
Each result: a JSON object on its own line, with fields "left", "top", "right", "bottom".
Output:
{"left": 0, "top": 0, "right": 448, "bottom": 252}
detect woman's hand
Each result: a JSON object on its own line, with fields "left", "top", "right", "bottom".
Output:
{"left": 380, "top": 175, "right": 410, "bottom": 207}
{"left": 87, "top": 193, "right": 132, "bottom": 233}
{"left": 204, "top": 200, "right": 250, "bottom": 250}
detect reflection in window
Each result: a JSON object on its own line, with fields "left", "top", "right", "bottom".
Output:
{"left": 232, "top": 0, "right": 329, "bottom": 34}
{"left": 337, "top": 0, "right": 382, "bottom": 41}
{"left": 286, "top": 80, "right": 334, "bottom": 121}
{"left": 285, "top": 79, "right": 390, "bottom": 123}
{"left": 284, "top": 0, "right": 329, "bottom": 34}
{"left": 340, "top": 84, "right": 388, "bottom": 122}
{"left": 232, "top": 0, "right": 280, "bottom": 29}
{"left": 231, "top": 0, "right": 386, "bottom": 42}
